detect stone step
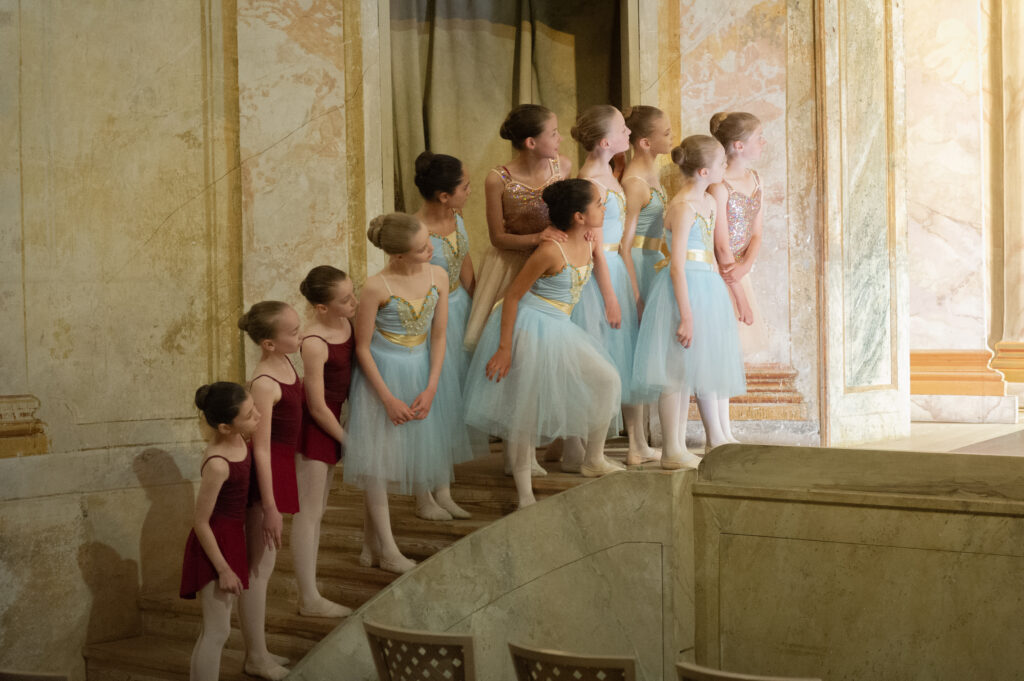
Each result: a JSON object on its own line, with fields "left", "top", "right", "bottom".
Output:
{"left": 138, "top": 593, "right": 338, "bottom": 660}
{"left": 84, "top": 635, "right": 251, "bottom": 681}
{"left": 85, "top": 448, "right": 595, "bottom": 681}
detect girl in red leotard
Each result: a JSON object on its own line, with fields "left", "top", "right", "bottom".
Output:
{"left": 180, "top": 381, "right": 260, "bottom": 681}
{"left": 236, "top": 301, "right": 303, "bottom": 680}
{"left": 293, "top": 266, "right": 357, "bottom": 618}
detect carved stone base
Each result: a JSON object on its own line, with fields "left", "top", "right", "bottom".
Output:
{"left": 0, "top": 394, "right": 49, "bottom": 457}
{"left": 687, "top": 363, "right": 809, "bottom": 421}
{"left": 991, "top": 342, "right": 1024, "bottom": 383}
{"left": 911, "top": 349, "right": 1007, "bottom": 396}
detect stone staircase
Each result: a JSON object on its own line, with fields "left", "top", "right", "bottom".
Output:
{"left": 82, "top": 445, "right": 606, "bottom": 680}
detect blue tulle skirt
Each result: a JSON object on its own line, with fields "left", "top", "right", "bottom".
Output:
{"left": 443, "top": 286, "right": 471, "bottom": 387}
{"left": 570, "top": 252, "right": 643, "bottom": 406}
{"left": 632, "top": 248, "right": 666, "bottom": 301}
{"left": 344, "top": 330, "right": 472, "bottom": 494}
{"left": 463, "top": 293, "right": 621, "bottom": 446}
{"left": 434, "top": 285, "right": 488, "bottom": 463}
{"left": 632, "top": 262, "right": 746, "bottom": 401}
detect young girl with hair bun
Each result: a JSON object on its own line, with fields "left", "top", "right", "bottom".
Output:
{"left": 709, "top": 111, "right": 767, "bottom": 362}
{"left": 569, "top": 104, "right": 659, "bottom": 468}
{"left": 621, "top": 105, "right": 673, "bottom": 303}
{"left": 181, "top": 381, "right": 259, "bottom": 681}
{"left": 345, "top": 212, "right": 471, "bottom": 575}
{"left": 464, "top": 179, "right": 623, "bottom": 510}
{"left": 293, "top": 265, "right": 356, "bottom": 618}
{"left": 464, "top": 104, "right": 573, "bottom": 352}
{"left": 413, "top": 151, "right": 475, "bottom": 387}
{"left": 236, "top": 301, "right": 304, "bottom": 680}
{"left": 632, "top": 135, "right": 747, "bottom": 467}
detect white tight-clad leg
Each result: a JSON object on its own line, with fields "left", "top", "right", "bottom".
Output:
{"left": 415, "top": 488, "right": 452, "bottom": 521}
{"left": 580, "top": 422, "right": 624, "bottom": 477}
{"left": 509, "top": 438, "right": 536, "bottom": 509}
{"left": 561, "top": 437, "right": 585, "bottom": 473}
{"left": 238, "top": 506, "right": 289, "bottom": 681}
{"left": 364, "top": 479, "right": 416, "bottom": 574}
{"left": 189, "top": 581, "right": 234, "bottom": 681}
{"left": 504, "top": 440, "right": 548, "bottom": 477}
{"left": 658, "top": 390, "right": 701, "bottom": 470}
{"left": 624, "top": 403, "right": 660, "bottom": 465}
{"left": 293, "top": 457, "right": 350, "bottom": 618}
{"left": 433, "top": 484, "right": 471, "bottom": 519}
{"left": 717, "top": 397, "right": 739, "bottom": 443}
{"left": 696, "top": 393, "right": 729, "bottom": 452}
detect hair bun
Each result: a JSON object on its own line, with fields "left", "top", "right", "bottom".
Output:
{"left": 414, "top": 150, "right": 434, "bottom": 177}
{"left": 670, "top": 145, "right": 686, "bottom": 166}
{"left": 366, "top": 216, "right": 385, "bottom": 247}
{"left": 194, "top": 384, "right": 212, "bottom": 411}
{"left": 236, "top": 311, "right": 250, "bottom": 333}
{"left": 709, "top": 112, "right": 730, "bottom": 135}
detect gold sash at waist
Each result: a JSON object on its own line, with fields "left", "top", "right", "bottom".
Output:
{"left": 376, "top": 327, "right": 427, "bottom": 347}
{"left": 653, "top": 249, "right": 716, "bottom": 272}
{"left": 632, "top": 235, "right": 665, "bottom": 252}
{"left": 533, "top": 293, "right": 574, "bottom": 315}
{"left": 602, "top": 243, "right": 620, "bottom": 252}
{"left": 450, "top": 281, "right": 461, "bottom": 294}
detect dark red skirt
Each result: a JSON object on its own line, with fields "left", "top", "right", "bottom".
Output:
{"left": 248, "top": 441, "right": 300, "bottom": 514}
{"left": 179, "top": 516, "right": 248, "bottom": 599}
{"left": 301, "top": 399, "right": 344, "bottom": 464}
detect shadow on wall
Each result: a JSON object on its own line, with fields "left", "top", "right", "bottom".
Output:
{"left": 133, "top": 448, "right": 195, "bottom": 595}
{"left": 76, "top": 542, "right": 140, "bottom": 645}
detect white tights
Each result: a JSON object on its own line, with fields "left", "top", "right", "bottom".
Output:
{"left": 189, "top": 581, "right": 234, "bottom": 681}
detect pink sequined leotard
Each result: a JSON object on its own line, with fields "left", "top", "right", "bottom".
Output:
{"left": 493, "top": 158, "right": 563, "bottom": 235}
{"left": 723, "top": 169, "right": 762, "bottom": 257}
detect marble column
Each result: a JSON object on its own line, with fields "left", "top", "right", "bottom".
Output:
{"left": 905, "top": 0, "right": 1016, "bottom": 424}
{"left": 992, "top": 0, "right": 1024, "bottom": 389}
{"left": 817, "top": 0, "right": 911, "bottom": 445}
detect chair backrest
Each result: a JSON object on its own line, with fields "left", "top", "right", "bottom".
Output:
{"left": 508, "top": 641, "right": 636, "bottom": 681}
{"left": 677, "top": 661, "right": 821, "bottom": 681}
{"left": 363, "top": 620, "right": 476, "bottom": 681}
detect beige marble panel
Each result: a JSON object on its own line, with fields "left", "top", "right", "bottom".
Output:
{"left": 694, "top": 445, "right": 1024, "bottom": 679}
{"left": 910, "top": 393, "right": 1017, "bottom": 424}
{"left": 0, "top": 444, "right": 198, "bottom": 680}
{"left": 1002, "top": 2, "right": 1024, "bottom": 343}
{"left": 15, "top": 1, "right": 241, "bottom": 453}
{"left": 290, "top": 471, "right": 696, "bottom": 681}
{"left": 0, "top": 1, "right": 26, "bottom": 395}
{"left": 678, "top": 0, "right": 789, "bottom": 368}
{"left": 906, "top": 0, "right": 989, "bottom": 350}
{"left": 237, "top": 0, "right": 351, "bottom": 368}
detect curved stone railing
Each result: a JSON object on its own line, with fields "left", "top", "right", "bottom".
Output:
{"left": 289, "top": 469, "right": 697, "bottom": 681}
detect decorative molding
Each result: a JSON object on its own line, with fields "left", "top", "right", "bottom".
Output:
{"left": 0, "top": 394, "right": 48, "bottom": 457}
{"left": 992, "top": 342, "right": 1024, "bottom": 383}
{"left": 910, "top": 349, "right": 1008, "bottom": 395}
{"left": 688, "top": 363, "right": 809, "bottom": 421}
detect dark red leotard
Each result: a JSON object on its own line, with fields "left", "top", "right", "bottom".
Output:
{"left": 300, "top": 334, "right": 354, "bottom": 464}
{"left": 248, "top": 359, "right": 304, "bottom": 514}
{"left": 180, "top": 451, "right": 251, "bottom": 599}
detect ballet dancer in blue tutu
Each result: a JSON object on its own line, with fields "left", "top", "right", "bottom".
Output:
{"left": 345, "top": 213, "right": 473, "bottom": 573}
{"left": 632, "top": 135, "right": 747, "bottom": 468}
{"left": 464, "top": 179, "right": 623, "bottom": 509}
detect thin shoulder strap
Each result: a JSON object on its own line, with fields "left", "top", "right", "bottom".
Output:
{"left": 751, "top": 169, "right": 761, "bottom": 190}
{"left": 489, "top": 166, "right": 512, "bottom": 184}
{"left": 552, "top": 241, "right": 571, "bottom": 266}
{"left": 286, "top": 356, "right": 299, "bottom": 381}
{"left": 550, "top": 157, "right": 561, "bottom": 178}
{"left": 622, "top": 175, "right": 651, "bottom": 188}
{"left": 301, "top": 334, "right": 329, "bottom": 349}
{"left": 380, "top": 274, "right": 394, "bottom": 295}
{"left": 587, "top": 177, "right": 609, "bottom": 195}
{"left": 428, "top": 266, "right": 434, "bottom": 287}
{"left": 200, "top": 454, "right": 231, "bottom": 473}
{"left": 721, "top": 176, "right": 735, "bottom": 192}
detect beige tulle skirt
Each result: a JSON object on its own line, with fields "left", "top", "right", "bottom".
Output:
{"left": 463, "top": 246, "right": 530, "bottom": 351}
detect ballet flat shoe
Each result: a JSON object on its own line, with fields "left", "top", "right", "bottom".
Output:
{"left": 298, "top": 599, "right": 353, "bottom": 618}
{"left": 437, "top": 499, "right": 472, "bottom": 519}
{"left": 531, "top": 458, "right": 548, "bottom": 477}
{"left": 415, "top": 505, "right": 453, "bottom": 521}
{"left": 358, "top": 545, "right": 379, "bottom": 568}
{"left": 379, "top": 555, "right": 417, "bottom": 575}
{"left": 580, "top": 461, "right": 624, "bottom": 478}
{"left": 625, "top": 448, "right": 662, "bottom": 466}
{"left": 243, "top": 661, "right": 290, "bottom": 681}
{"left": 660, "top": 452, "right": 702, "bottom": 470}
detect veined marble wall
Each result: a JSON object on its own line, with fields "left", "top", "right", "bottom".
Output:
{"left": 906, "top": 0, "right": 990, "bottom": 351}
{"left": 237, "top": 0, "right": 353, "bottom": 370}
